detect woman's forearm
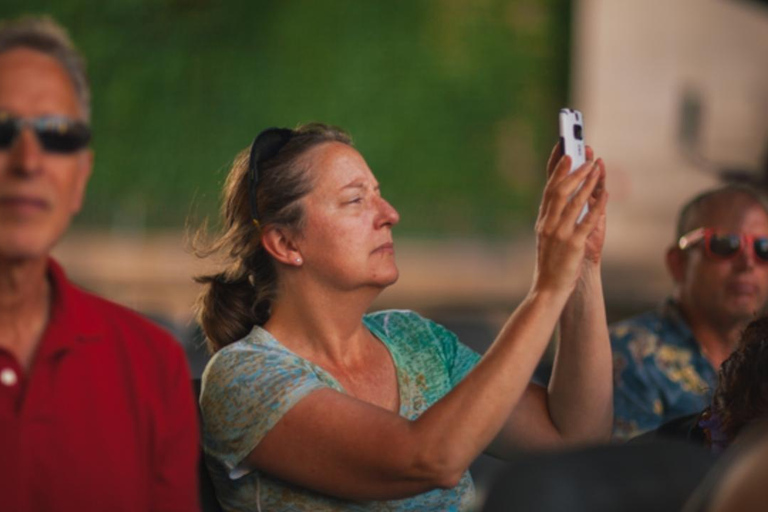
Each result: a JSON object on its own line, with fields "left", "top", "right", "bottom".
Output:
{"left": 407, "top": 286, "right": 571, "bottom": 483}
{"left": 547, "top": 262, "right": 613, "bottom": 442}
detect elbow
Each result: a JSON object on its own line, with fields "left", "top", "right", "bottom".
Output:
{"left": 394, "top": 422, "right": 470, "bottom": 491}
{"left": 415, "top": 463, "right": 464, "bottom": 491}
{"left": 406, "top": 443, "right": 467, "bottom": 490}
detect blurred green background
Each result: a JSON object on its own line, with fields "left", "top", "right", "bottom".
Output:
{"left": 2, "top": 0, "right": 570, "bottom": 237}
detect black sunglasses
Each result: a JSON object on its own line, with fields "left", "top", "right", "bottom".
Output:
{"left": 0, "top": 111, "right": 91, "bottom": 154}
{"left": 248, "top": 127, "right": 293, "bottom": 223}
{"left": 678, "top": 227, "right": 768, "bottom": 263}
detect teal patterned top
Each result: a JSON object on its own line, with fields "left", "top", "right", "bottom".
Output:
{"left": 200, "top": 309, "right": 482, "bottom": 511}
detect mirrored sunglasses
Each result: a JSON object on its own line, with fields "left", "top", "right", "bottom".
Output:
{"left": 0, "top": 111, "right": 91, "bottom": 154}
{"left": 678, "top": 227, "right": 768, "bottom": 262}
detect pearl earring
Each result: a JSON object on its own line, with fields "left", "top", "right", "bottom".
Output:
{"left": 295, "top": 257, "right": 302, "bottom": 264}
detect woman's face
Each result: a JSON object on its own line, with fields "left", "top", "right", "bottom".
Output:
{"left": 295, "top": 141, "right": 400, "bottom": 292}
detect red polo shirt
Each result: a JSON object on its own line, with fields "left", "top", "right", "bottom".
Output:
{"left": 0, "top": 260, "right": 200, "bottom": 511}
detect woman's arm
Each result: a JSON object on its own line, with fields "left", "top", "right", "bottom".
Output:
{"left": 240, "top": 152, "right": 608, "bottom": 500}
{"left": 547, "top": 261, "right": 613, "bottom": 441}
{"left": 547, "top": 146, "right": 612, "bottom": 443}
{"left": 486, "top": 145, "right": 612, "bottom": 456}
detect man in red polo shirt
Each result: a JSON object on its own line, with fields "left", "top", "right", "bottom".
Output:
{"left": 0, "top": 17, "right": 199, "bottom": 511}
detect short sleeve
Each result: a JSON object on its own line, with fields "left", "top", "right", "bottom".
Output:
{"left": 200, "top": 338, "right": 328, "bottom": 479}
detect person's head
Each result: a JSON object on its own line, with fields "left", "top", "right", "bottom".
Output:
{"left": 195, "top": 123, "right": 400, "bottom": 352}
{"left": 667, "top": 185, "right": 768, "bottom": 330}
{"left": 0, "top": 16, "right": 93, "bottom": 263}
{"left": 710, "top": 316, "right": 768, "bottom": 443}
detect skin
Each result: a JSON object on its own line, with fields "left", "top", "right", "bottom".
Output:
{"left": 667, "top": 197, "right": 768, "bottom": 367}
{"left": 249, "top": 141, "right": 612, "bottom": 500}
{"left": 0, "top": 48, "right": 92, "bottom": 371}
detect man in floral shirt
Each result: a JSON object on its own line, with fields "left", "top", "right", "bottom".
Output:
{"left": 612, "top": 185, "right": 768, "bottom": 440}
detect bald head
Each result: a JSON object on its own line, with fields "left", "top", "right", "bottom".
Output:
{"left": 676, "top": 185, "right": 768, "bottom": 241}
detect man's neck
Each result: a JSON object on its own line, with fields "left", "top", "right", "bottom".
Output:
{"left": 0, "top": 256, "right": 52, "bottom": 372}
{"left": 679, "top": 302, "right": 742, "bottom": 369}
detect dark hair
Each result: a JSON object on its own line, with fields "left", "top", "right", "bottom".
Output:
{"left": 675, "top": 184, "right": 768, "bottom": 240}
{"left": 0, "top": 16, "right": 90, "bottom": 120}
{"left": 193, "top": 123, "right": 352, "bottom": 353}
{"left": 711, "top": 316, "right": 768, "bottom": 441}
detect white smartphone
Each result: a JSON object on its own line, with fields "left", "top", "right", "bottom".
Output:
{"left": 558, "top": 108, "right": 588, "bottom": 222}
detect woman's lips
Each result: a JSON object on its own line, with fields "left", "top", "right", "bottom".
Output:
{"left": 373, "top": 242, "right": 395, "bottom": 254}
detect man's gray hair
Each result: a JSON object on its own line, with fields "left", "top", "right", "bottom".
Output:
{"left": 0, "top": 16, "right": 90, "bottom": 121}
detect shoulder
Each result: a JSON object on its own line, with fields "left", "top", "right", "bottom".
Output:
{"left": 73, "top": 286, "right": 183, "bottom": 359}
{"left": 202, "top": 327, "right": 324, "bottom": 398}
{"left": 610, "top": 309, "right": 665, "bottom": 340}
{"left": 610, "top": 309, "right": 671, "bottom": 356}
{"left": 200, "top": 328, "right": 330, "bottom": 429}
{"left": 206, "top": 327, "right": 299, "bottom": 374}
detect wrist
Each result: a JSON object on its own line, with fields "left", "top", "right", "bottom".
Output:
{"left": 528, "top": 281, "right": 572, "bottom": 310}
{"left": 580, "top": 259, "right": 601, "bottom": 279}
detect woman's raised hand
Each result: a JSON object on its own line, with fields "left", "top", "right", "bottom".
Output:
{"left": 532, "top": 142, "right": 608, "bottom": 295}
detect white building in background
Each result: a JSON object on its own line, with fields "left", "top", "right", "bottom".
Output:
{"left": 573, "top": 0, "right": 768, "bottom": 303}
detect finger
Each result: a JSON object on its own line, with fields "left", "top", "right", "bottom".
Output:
{"left": 575, "top": 177, "right": 609, "bottom": 237}
{"left": 546, "top": 140, "right": 564, "bottom": 178}
{"left": 588, "top": 159, "right": 606, "bottom": 199}
{"left": 585, "top": 145, "right": 595, "bottom": 163}
{"left": 539, "top": 159, "right": 594, "bottom": 230}
{"left": 559, "top": 162, "right": 601, "bottom": 227}
{"left": 538, "top": 153, "right": 573, "bottom": 224}
{"left": 553, "top": 158, "right": 596, "bottom": 196}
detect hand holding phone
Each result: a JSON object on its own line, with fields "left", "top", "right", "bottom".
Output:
{"left": 558, "top": 108, "right": 589, "bottom": 222}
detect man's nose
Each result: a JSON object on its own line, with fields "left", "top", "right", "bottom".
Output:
{"left": 8, "top": 128, "right": 43, "bottom": 176}
{"left": 734, "top": 240, "right": 757, "bottom": 271}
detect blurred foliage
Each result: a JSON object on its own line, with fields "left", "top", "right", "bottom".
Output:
{"left": 1, "top": 0, "right": 570, "bottom": 237}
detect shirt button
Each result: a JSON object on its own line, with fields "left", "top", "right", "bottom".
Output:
{"left": 1, "top": 368, "right": 18, "bottom": 387}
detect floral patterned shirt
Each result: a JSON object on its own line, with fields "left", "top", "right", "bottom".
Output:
{"left": 611, "top": 299, "right": 717, "bottom": 441}
{"left": 200, "top": 309, "right": 481, "bottom": 511}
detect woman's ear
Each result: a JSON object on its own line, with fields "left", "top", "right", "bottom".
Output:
{"left": 261, "top": 225, "right": 303, "bottom": 266}
{"left": 666, "top": 246, "right": 687, "bottom": 284}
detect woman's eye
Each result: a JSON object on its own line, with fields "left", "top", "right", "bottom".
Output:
{"left": 347, "top": 197, "right": 362, "bottom": 204}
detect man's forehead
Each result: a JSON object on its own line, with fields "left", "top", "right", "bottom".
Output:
{"left": 0, "top": 47, "right": 82, "bottom": 118}
{"left": 696, "top": 195, "right": 768, "bottom": 229}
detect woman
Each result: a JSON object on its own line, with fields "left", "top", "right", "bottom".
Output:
{"left": 196, "top": 123, "right": 612, "bottom": 511}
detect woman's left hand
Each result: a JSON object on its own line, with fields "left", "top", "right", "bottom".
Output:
{"left": 545, "top": 142, "right": 607, "bottom": 266}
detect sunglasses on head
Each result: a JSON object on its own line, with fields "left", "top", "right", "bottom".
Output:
{"left": 0, "top": 111, "right": 91, "bottom": 154}
{"left": 248, "top": 127, "right": 293, "bottom": 223}
{"left": 678, "top": 227, "right": 768, "bottom": 262}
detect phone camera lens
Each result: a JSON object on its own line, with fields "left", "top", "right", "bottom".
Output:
{"left": 573, "top": 124, "right": 583, "bottom": 140}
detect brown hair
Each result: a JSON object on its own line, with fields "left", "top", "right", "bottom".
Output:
{"left": 194, "top": 123, "right": 352, "bottom": 353}
{"left": 711, "top": 316, "right": 768, "bottom": 442}
{"left": 0, "top": 16, "right": 90, "bottom": 120}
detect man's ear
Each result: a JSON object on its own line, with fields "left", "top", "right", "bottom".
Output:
{"left": 261, "top": 224, "right": 302, "bottom": 266}
{"left": 666, "top": 246, "right": 687, "bottom": 284}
